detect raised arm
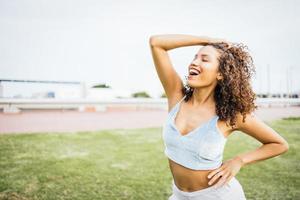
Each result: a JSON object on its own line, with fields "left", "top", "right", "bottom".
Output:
{"left": 148, "top": 34, "right": 218, "bottom": 111}
{"left": 149, "top": 34, "right": 213, "bottom": 51}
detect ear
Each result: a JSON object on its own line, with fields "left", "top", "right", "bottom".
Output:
{"left": 217, "top": 73, "right": 223, "bottom": 81}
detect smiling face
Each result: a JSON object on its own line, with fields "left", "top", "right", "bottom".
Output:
{"left": 187, "top": 45, "right": 223, "bottom": 88}
{"left": 183, "top": 42, "right": 258, "bottom": 130}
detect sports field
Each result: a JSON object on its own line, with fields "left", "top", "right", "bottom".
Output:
{"left": 0, "top": 117, "right": 299, "bottom": 200}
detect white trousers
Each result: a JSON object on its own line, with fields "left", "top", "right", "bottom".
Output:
{"left": 168, "top": 176, "right": 247, "bottom": 200}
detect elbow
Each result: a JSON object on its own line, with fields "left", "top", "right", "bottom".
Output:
{"left": 280, "top": 141, "right": 289, "bottom": 153}
{"left": 149, "top": 35, "right": 160, "bottom": 47}
{"left": 149, "top": 36, "right": 156, "bottom": 47}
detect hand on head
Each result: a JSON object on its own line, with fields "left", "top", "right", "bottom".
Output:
{"left": 209, "top": 37, "right": 233, "bottom": 48}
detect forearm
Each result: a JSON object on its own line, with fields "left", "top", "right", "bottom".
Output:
{"left": 149, "top": 34, "right": 212, "bottom": 51}
{"left": 234, "top": 143, "right": 289, "bottom": 167}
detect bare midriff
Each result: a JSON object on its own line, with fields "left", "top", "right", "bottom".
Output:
{"left": 168, "top": 158, "right": 220, "bottom": 192}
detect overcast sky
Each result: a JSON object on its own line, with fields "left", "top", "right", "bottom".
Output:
{"left": 0, "top": 0, "right": 299, "bottom": 98}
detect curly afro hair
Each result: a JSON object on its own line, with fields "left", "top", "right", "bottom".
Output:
{"left": 181, "top": 42, "right": 258, "bottom": 130}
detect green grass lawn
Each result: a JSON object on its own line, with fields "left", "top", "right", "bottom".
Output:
{"left": 0, "top": 117, "right": 299, "bottom": 200}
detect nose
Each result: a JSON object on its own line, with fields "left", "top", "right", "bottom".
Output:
{"left": 191, "top": 58, "right": 201, "bottom": 66}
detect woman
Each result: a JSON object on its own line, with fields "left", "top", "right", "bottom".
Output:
{"left": 149, "top": 34, "right": 289, "bottom": 200}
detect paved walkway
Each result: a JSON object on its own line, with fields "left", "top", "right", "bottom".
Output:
{"left": 0, "top": 106, "right": 300, "bottom": 134}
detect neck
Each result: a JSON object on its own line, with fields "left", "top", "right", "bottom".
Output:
{"left": 190, "top": 86, "right": 216, "bottom": 107}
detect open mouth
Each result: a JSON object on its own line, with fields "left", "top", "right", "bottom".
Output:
{"left": 188, "top": 68, "right": 201, "bottom": 77}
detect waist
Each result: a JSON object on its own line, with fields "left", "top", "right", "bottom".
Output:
{"left": 168, "top": 158, "right": 220, "bottom": 192}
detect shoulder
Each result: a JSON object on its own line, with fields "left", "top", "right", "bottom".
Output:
{"left": 234, "top": 111, "right": 256, "bottom": 131}
{"left": 220, "top": 112, "right": 255, "bottom": 135}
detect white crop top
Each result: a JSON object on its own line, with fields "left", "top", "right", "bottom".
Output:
{"left": 162, "top": 95, "right": 227, "bottom": 170}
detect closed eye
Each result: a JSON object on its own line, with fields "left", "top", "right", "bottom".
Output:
{"left": 193, "top": 55, "right": 209, "bottom": 62}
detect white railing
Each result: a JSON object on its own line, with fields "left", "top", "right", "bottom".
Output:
{"left": 256, "top": 98, "right": 300, "bottom": 107}
{"left": 0, "top": 98, "right": 167, "bottom": 113}
{"left": 0, "top": 97, "right": 299, "bottom": 113}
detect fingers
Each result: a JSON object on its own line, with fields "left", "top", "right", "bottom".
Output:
{"left": 207, "top": 166, "right": 222, "bottom": 179}
{"left": 221, "top": 40, "right": 232, "bottom": 48}
{"left": 214, "top": 173, "right": 232, "bottom": 188}
{"left": 220, "top": 39, "right": 232, "bottom": 48}
{"left": 227, "top": 42, "right": 233, "bottom": 48}
{"left": 215, "top": 40, "right": 233, "bottom": 49}
{"left": 208, "top": 169, "right": 226, "bottom": 186}
{"left": 213, "top": 38, "right": 227, "bottom": 44}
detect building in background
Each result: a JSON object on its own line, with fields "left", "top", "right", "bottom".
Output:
{"left": 0, "top": 79, "right": 132, "bottom": 99}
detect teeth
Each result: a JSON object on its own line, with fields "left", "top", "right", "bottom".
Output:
{"left": 189, "top": 69, "right": 200, "bottom": 75}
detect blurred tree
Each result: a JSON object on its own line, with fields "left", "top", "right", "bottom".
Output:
{"left": 160, "top": 92, "right": 167, "bottom": 98}
{"left": 132, "top": 91, "right": 151, "bottom": 98}
{"left": 92, "top": 83, "right": 111, "bottom": 88}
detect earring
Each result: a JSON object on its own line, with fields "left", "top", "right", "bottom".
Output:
{"left": 184, "top": 75, "right": 194, "bottom": 91}
{"left": 184, "top": 75, "right": 188, "bottom": 81}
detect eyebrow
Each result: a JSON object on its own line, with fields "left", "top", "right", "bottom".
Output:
{"left": 195, "top": 54, "right": 210, "bottom": 58}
